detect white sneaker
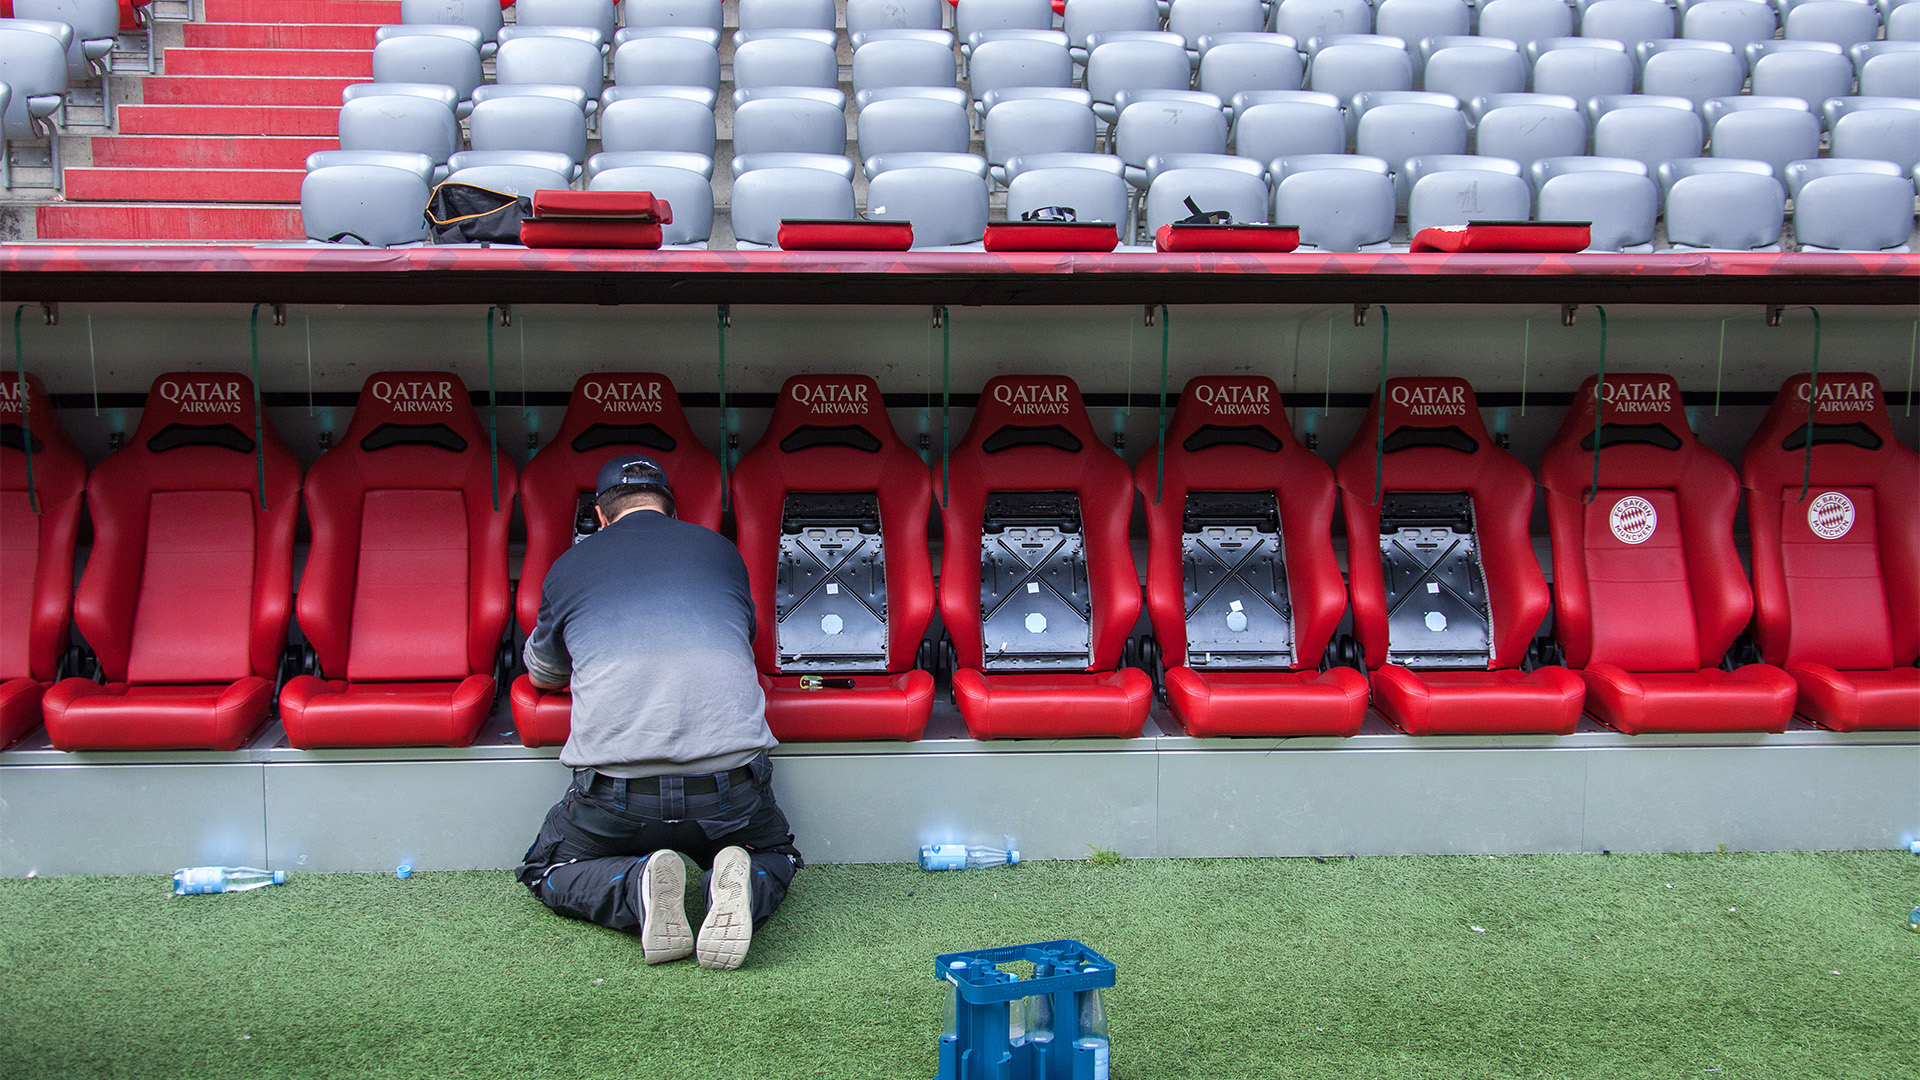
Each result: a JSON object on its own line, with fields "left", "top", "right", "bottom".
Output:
{"left": 697, "top": 846, "right": 754, "bottom": 970}
{"left": 638, "top": 851, "right": 693, "bottom": 965}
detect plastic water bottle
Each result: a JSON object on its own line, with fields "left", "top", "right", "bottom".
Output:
{"left": 919, "top": 844, "right": 1020, "bottom": 871}
{"left": 172, "top": 866, "right": 285, "bottom": 895}
{"left": 1908, "top": 907, "right": 1919, "bottom": 933}
{"left": 1074, "top": 977, "right": 1110, "bottom": 1080}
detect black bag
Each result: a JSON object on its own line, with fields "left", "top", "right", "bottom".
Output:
{"left": 425, "top": 182, "right": 533, "bottom": 244}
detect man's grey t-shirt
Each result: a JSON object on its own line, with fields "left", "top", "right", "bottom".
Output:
{"left": 523, "top": 509, "right": 776, "bottom": 779}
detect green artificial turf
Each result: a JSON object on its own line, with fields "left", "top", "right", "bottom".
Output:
{"left": 3, "top": 852, "right": 1916, "bottom": 1080}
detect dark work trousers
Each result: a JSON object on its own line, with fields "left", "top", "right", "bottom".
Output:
{"left": 515, "top": 751, "right": 802, "bottom": 933}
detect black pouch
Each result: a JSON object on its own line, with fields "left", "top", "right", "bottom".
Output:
{"left": 425, "top": 182, "right": 533, "bottom": 244}
{"left": 1176, "top": 196, "right": 1234, "bottom": 225}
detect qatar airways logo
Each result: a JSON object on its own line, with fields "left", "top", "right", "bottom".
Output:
{"left": 159, "top": 378, "right": 244, "bottom": 414}
{"left": 1595, "top": 380, "right": 1674, "bottom": 415}
{"left": 790, "top": 381, "right": 870, "bottom": 415}
{"left": 0, "top": 379, "right": 21, "bottom": 415}
{"left": 1192, "top": 383, "right": 1271, "bottom": 417}
{"left": 370, "top": 378, "right": 455, "bottom": 413}
{"left": 1390, "top": 383, "right": 1467, "bottom": 417}
{"left": 1798, "top": 380, "right": 1877, "bottom": 413}
{"left": 582, "top": 378, "right": 665, "bottom": 414}
{"left": 992, "top": 382, "right": 1070, "bottom": 416}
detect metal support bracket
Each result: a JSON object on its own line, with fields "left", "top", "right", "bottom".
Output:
{"left": 1561, "top": 304, "right": 1578, "bottom": 327}
{"left": 931, "top": 305, "right": 945, "bottom": 329}
{"left": 40, "top": 302, "right": 58, "bottom": 326}
{"left": 1766, "top": 304, "right": 1785, "bottom": 328}
{"left": 1353, "top": 303, "right": 1369, "bottom": 327}
{"left": 496, "top": 305, "right": 513, "bottom": 327}
{"left": 718, "top": 304, "right": 731, "bottom": 329}
{"left": 270, "top": 303, "right": 286, "bottom": 327}
{"left": 1144, "top": 304, "right": 1158, "bottom": 327}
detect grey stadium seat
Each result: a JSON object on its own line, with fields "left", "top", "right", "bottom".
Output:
{"left": 1067, "top": 0, "right": 1164, "bottom": 65}
{"left": 589, "top": 165, "right": 715, "bottom": 247}
{"left": 585, "top": 149, "right": 717, "bottom": 184}
{"left": 1831, "top": 107, "right": 1920, "bottom": 173}
{"left": 1142, "top": 154, "right": 1271, "bottom": 235}
{"left": 846, "top": 0, "right": 948, "bottom": 37}
{"left": 612, "top": 35, "right": 722, "bottom": 95}
{"left": 1233, "top": 94, "right": 1349, "bottom": 168}
{"left": 371, "top": 33, "right": 483, "bottom": 115}
{"left": 468, "top": 93, "right": 590, "bottom": 177}
{"left": 1197, "top": 36, "right": 1308, "bottom": 110}
{"left": 403, "top": 0, "right": 504, "bottom": 49}
{"left": 1273, "top": 160, "right": 1398, "bottom": 250}
{"left": 598, "top": 94, "right": 718, "bottom": 167}
{"left": 1477, "top": 0, "right": 1576, "bottom": 48}
{"left": 444, "top": 150, "right": 577, "bottom": 197}
{"left": 301, "top": 151, "right": 435, "bottom": 246}
{"left": 1372, "top": 0, "right": 1471, "bottom": 83}
{"left": 1537, "top": 169, "right": 1659, "bottom": 251}
{"left": 337, "top": 92, "right": 462, "bottom": 181}
{"left": 1114, "top": 92, "right": 1231, "bottom": 190}
{"left": 1665, "top": 169, "right": 1787, "bottom": 250}
{"left": 15, "top": 1, "right": 117, "bottom": 126}
{"left": 1785, "top": 2, "right": 1882, "bottom": 48}
{"left": 495, "top": 35, "right": 606, "bottom": 113}
{"left": 730, "top": 166, "right": 858, "bottom": 249}
{"left": 1355, "top": 102, "right": 1470, "bottom": 209}
{"left": 515, "top": 0, "right": 619, "bottom": 42}
{"left": 1792, "top": 171, "right": 1917, "bottom": 252}
{"left": 1005, "top": 156, "right": 1133, "bottom": 225}
{"left": 967, "top": 36, "right": 1075, "bottom": 123}
{"left": 1408, "top": 166, "right": 1532, "bottom": 236}
{"left": 1593, "top": 99, "right": 1707, "bottom": 177}
{"left": 1705, "top": 98, "right": 1821, "bottom": 183}
{"left": 1086, "top": 37, "right": 1197, "bottom": 125}
{"left": 732, "top": 36, "right": 842, "bottom": 91}
{"left": 620, "top": 0, "right": 725, "bottom": 48}
{"left": 1530, "top": 39, "right": 1636, "bottom": 104}
{"left": 1580, "top": 0, "right": 1677, "bottom": 54}
{"left": 1750, "top": 47, "right": 1856, "bottom": 106}
{"left": 859, "top": 97, "right": 974, "bottom": 173}
{"left": 737, "top": 0, "right": 839, "bottom": 32}
{"left": 0, "top": 22, "right": 68, "bottom": 188}
{"left": 852, "top": 36, "right": 960, "bottom": 96}
{"left": 984, "top": 96, "right": 1099, "bottom": 183}
{"left": 1681, "top": 1, "right": 1778, "bottom": 57}
{"left": 1422, "top": 40, "right": 1526, "bottom": 103}
{"left": 732, "top": 87, "right": 850, "bottom": 158}
{"left": 1308, "top": 40, "right": 1415, "bottom": 123}
{"left": 1639, "top": 40, "right": 1746, "bottom": 109}
{"left": 1167, "top": 0, "right": 1269, "bottom": 62}
{"left": 1858, "top": 51, "right": 1920, "bottom": 98}
{"left": 866, "top": 165, "right": 993, "bottom": 247}
{"left": 1272, "top": 0, "right": 1377, "bottom": 38}
{"left": 1474, "top": 103, "right": 1587, "bottom": 177}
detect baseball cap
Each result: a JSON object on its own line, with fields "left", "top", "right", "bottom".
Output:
{"left": 595, "top": 453, "right": 674, "bottom": 500}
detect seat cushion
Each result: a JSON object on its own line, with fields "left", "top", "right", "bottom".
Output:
{"left": 1786, "top": 663, "right": 1920, "bottom": 732}
{"left": 41, "top": 677, "right": 275, "bottom": 751}
{"left": 1580, "top": 663, "right": 1797, "bottom": 734}
{"left": 951, "top": 668, "right": 1153, "bottom": 740}
{"left": 1371, "top": 665, "right": 1586, "bottom": 736}
{"left": 508, "top": 673, "right": 572, "bottom": 748}
{"left": 0, "top": 676, "right": 47, "bottom": 747}
{"left": 760, "top": 670, "right": 936, "bottom": 742}
{"left": 279, "top": 674, "right": 496, "bottom": 748}
{"left": 1163, "top": 666, "right": 1370, "bottom": 738}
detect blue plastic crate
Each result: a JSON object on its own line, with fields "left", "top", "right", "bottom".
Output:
{"left": 933, "top": 939, "right": 1116, "bottom": 1080}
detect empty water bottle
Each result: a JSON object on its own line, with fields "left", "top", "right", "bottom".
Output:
{"left": 1074, "top": 976, "right": 1110, "bottom": 1080}
{"left": 172, "top": 866, "right": 286, "bottom": 895}
{"left": 919, "top": 844, "right": 1020, "bottom": 871}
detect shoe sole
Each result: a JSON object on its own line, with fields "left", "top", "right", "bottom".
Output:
{"left": 697, "top": 846, "right": 753, "bottom": 971}
{"left": 639, "top": 853, "right": 693, "bottom": 965}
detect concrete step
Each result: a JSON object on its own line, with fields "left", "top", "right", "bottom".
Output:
{"left": 63, "top": 166, "right": 304, "bottom": 203}
{"left": 35, "top": 202, "right": 305, "bottom": 241}
{"left": 89, "top": 135, "right": 338, "bottom": 169}
{"left": 162, "top": 48, "right": 374, "bottom": 78}
{"left": 116, "top": 104, "right": 343, "bottom": 136}
{"left": 201, "top": 0, "right": 400, "bottom": 25}
{"left": 184, "top": 22, "right": 381, "bottom": 50}
{"left": 139, "top": 76, "right": 361, "bottom": 107}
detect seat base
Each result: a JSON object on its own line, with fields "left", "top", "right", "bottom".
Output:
{"left": 761, "top": 671, "right": 936, "bottom": 742}
{"left": 1163, "top": 666, "right": 1370, "bottom": 738}
{"left": 279, "top": 674, "right": 496, "bottom": 748}
{"left": 508, "top": 674, "right": 571, "bottom": 748}
{"left": 1581, "top": 664, "right": 1798, "bottom": 735}
{"left": 1786, "top": 663, "right": 1920, "bottom": 732}
{"left": 1371, "top": 666, "right": 1586, "bottom": 736}
{"left": 952, "top": 668, "right": 1153, "bottom": 740}
{"left": 0, "top": 677, "right": 49, "bottom": 748}
{"left": 40, "top": 677, "right": 275, "bottom": 751}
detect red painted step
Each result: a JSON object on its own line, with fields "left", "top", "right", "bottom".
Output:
{"left": 163, "top": 49, "right": 375, "bottom": 78}
{"left": 185, "top": 23, "right": 380, "bottom": 50}
{"left": 36, "top": 203, "right": 306, "bottom": 242}
{"left": 90, "top": 136, "right": 338, "bottom": 169}
{"left": 201, "top": 0, "right": 400, "bottom": 24}
{"left": 140, "top": 76, "right": 362, "bottom": 107}
{"left": 116, "top": 104, "right": 343, "bottom": 137}
{"left": 64, "top": 167, "right": 305, "bottom": 204}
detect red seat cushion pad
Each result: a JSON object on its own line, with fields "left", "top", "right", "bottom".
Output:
{"left": 1785, "top": 663, "right": 1920, "bottom": 731}
{"left": 759, "top": 671, "right": 937, "bottom": 742}
{"left": 41, "top": 678, "right": 275, "bottom": 751}
{"left": 509, "top": 674, "right": 572, "bottom": 748}
{"left": 1155, "top": 224, "right": 1300, "bottom": 253}
{"left": 529, "top": 189, "right": 666, "bottom": 223}
{"left": 1370, "top": 666, "right": 1586, "bottom": 736}
{"left": 1409, "top": 223, "right": 1590, "bottom": 253}
{"left": 0, "top": 677, "right": 47, "bottom": 747}
{"left": 1163, "top": 666, "right": 1370, "bottom": 737}
{"left": 983, "top": 223, "right": 1119, "bottom": 252}
{"left": 520, "top": 220, "right": 664, "bottom": 249}
{"left": 279, "top": 675, "right": 498, "bottom": 748}
{"left": 777, "top": 221, "right": 913, "bottom": 251}
{"left": 952, "top": 668, "right": 1153, "bottom": 740}
{"left": 1579, "top": 664, "right": 1797, "bottom": 734}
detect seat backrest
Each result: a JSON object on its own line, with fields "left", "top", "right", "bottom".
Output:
{"left": 297, "top": 371, "right": 517, "bottom": 683}
{"left": 1144, "top": 164, "right": 1270, "bottom": 229}
{"left": 732, "top": 35, "right": 841, "bottom": 89}
{"left": 847, "top": 0, "right": 947, "bottom": 35}
{"left": 468, "top": 94, "right": 590, "bottom": 165}
{"left": 1423, "top": 43, "right": 1528, "bottom": 102}
{"left": 1831, "top": 109, "right": 1920, "bottom": 173}
{"left": 338, "top": 94, "right": 460, "bottom": 166}
{"left": 1640, "top": 43, "right": 1746, "bottom": 108}
{"left": 1006, "top": 164, "right": 1132, "bottom": 223}
{"left": 1741, "top": 372, "right": 1920, "bottom": 670}
{"left": 1115, "top": 98, "right": 1231, "bottom": 168}
{"left": 613, "top": 35, "right": 722, "bottom": 90}
{"left": 732, "top": 94, "right": 849, "bottom": 157}
{"left": 1197, "top": 39, "right": 1308, "bottom": 100}
{"left": 957, "top": 0, "right": 1057, "bottom": 43}
{"left": 860, "top": 97, "right": 972, "bottom": 164}
{"left": 1307, "top": 42, "right": 1414, "bottom": 104}
{"left": 1234, "top": 100, "right": 1347, "bottom": 163}
{"left": 1785, "top": 0, "right": 1882, "bottom": 46}
{"left": 371, "top": 34, "right": 483, "bottom": 102}
{"left": 937, "top": 375, "right": 1141, "bottom": 674}
{"left": 516, "top": 372, "right": 721, "bottom": 633}
{"left": 1479, "top": 0, "right": 1577, "bottom": 45}
{"left": 0, "top": 371, "right": 86, "bottom": 684}
{"left": 1751, "top": 48, "right": 1855, "bottom": 103}
{"left": 1539, "top": 170, "right": 1659, "bottom": 249}
{"left": 1086, "top": 39, "right": 1193, "bottom": 104}
{"left": 1274, "top": 168, "right": 1396, "bottom": 250}
{"left": 1334, "top": 376, "right": 1549, "bottom": 671}
{"left": 1272, "top": 0, "right": 1376, "bottom": 38}
{"left": 1136, "top": 375, "right": 1347, "bottom": 672}
{"left": 588, "top": 165, "right": 715, "bottom": 243}
{"left": 75, "top": 372, "right": 300, "bottom": 686}
{"left": 1531, "top": 45, "right": 1636, "bottom": 101}
{"left": 1474, "top": 104, "right": 1588, "bottom": 175}
{"left": 1539, "top": 373, "right": 1750, "bottom": 673}
{"left": 1793, "top": 173, "right": 1917, "bottom": 251}
{"left": 1665, "top": 171, "right": 1786, "bottom": 249}
{"left": 517, "top": 0, "right": 619, "bottom": 37}
{"left": 402, "top": 0, "right": 504, "bottom": 41}
{"left": 730, "top": 167, "right": 857, "bottom": 244}
{"left": 495, "top": 34, "right": 604, "bottom": 100}
{"left": 302, "top": 161, "right": 435, "bottom": 246}
{"left": 986, "top": 97, "right": 1099, "bottom": 169}
{"left": 851, "top": 36, "right": 958, "bottom": 93}
{"left": 1592, "top": 103, "right": 1705, "bottom": 175}
{"left": 1407, "top": 168, "right": 1531, "bottom": 233}
{"left": 730, "top": 374, "right": 934, "bottom": 676}
{"left": 623, "top": 0, "right": 725, "bottom": 30}
{"left": 866, "top": 166, "right": 992, "bottom": 245}
{"left": 1682, "top": 0, "right": 1779, "bottom": 51}
{"left": 1581, "top": 0, "right": 1677, "bottom": 52}
{"left": 599, "top": 95, "right": 718, "bottom": 157}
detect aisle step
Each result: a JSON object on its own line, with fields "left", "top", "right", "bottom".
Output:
{"left": 184, "top": 22, "right": 381, "bottom": 50}
{"left": 35, "top": 203, "right": 307, "bottom": 242}
{"left": 140, "top": 76, "right": 361, "bottom": 107}
{"left": 162, "top": 48, "right": 374, "bottom": 78}
{"left": 200, "top": 0, "right": 400, "bottom": 25}
{"left": 116, "top": 104, "right": 343, "bottom": 137}
{"left": 90, "top": 136, "right": 337, "bottom": 169}
{"left": 63, "top": 166, "right": 305, "bottom": 204}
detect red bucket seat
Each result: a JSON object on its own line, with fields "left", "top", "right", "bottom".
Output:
{"left": 43, "top": 372, "right": 301, "bottom": 750}
{"left": 0, "top": 372, "right": 85, "bottom": 747}
{"left": 1741, "top": 372, "right": 1918, "bottom": 731}
{"left": 1136, "top": 375, "right": 1369, "bottom": 737}
{"left": 1541, "top": 373, "right": 1796, "bottom": 733}
{"left": 279, "top": 371, "right": 519, "bottom": 748}
{"left": 1335, "top": 376, "right": 1585, "bottom": 735}
{"left": 732, "top": 374, "right": 937, "bottom": 740}
{"left": 510, "top": 372, "right": 722, "bottom": 747}
{"left": 937, "top": 374, "right": 1153, "bottom": 739}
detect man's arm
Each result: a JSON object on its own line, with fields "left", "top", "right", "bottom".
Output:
{"left": 523, "top": 590, "right": 572, "bottom": 691}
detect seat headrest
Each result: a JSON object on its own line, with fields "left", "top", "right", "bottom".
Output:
{"left": 763, "top": 374, "right": 898, "bottom": 450}
{"left": 1750, "top": 371, "right": 1895, "bottom": 455}
{"left": 1167, "top": 375, "right": 1295, "bottom": 453}
{"left": 1352, "top": 376, "right": 1493, "bottom": 458}
{"left": 0, "top": 371, "right": 76, "bottom": 457}
{"left": 556, "top": 372, "right": 700, "bottom": 456}
{"left": 131, "top": 371, "right": 263, "bottom": 454}
{"left": 966, "top": 374, "right": 1100, "bottom": 454}
{"left": 1562, "top": 372, "right": 1693, "bottom": 451}
{"left": 342, "top": 370, "right": 487, "bottom": 452}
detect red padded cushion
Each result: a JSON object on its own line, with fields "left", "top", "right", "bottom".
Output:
{"left": 1409, "top": 223, "right": 1590, "bottom": 253}
{"left": 1154, "top": 224, "right": 1300, "bottom": 253}
{"left": 348, "top": 489, "right": 472, "bottom": 681}
{"left": 1162, "top": 666, "right": 1370, "bottom": 738}
{"left": 1135, "top": 376, "right": 1348, "bottom": 685}
{"left": 0, "top": 372, "right": 86, "bottom": 686}
{"left": 1370, "top": 665, "right": 1585, "bottom": 736}
{"left": 983, "top": 222, "right": 1119, "bottom": 252}
{"left": 41, "top": 678, "right": 275, "bottom": 751}
{"left": 731, "top": 374, "right": 937, "bottom": 736}
{"left": 777, "top": 220, "right": 913, "bottom": 251}
{"left": 1785, "top": 663, "right": 1920, "bottom": 732}
{"left": 279, "top": 674, "right": 498, "bottom": 749}
{"left": 1741, "top": 372, "right": 1919, "bottom": 674}
{"left": 509, "top": 673, "right": 571, "bottom": 748}
{"left": 1579, "top": 663, "right": 1796, "bottom": 734}
{"left": 1334, "top": 376, "right": 1552, "bottom": 671}
{"left": 951, "top": 668, "right": 1153, "bottom": 740}
{"left": 529, "top": 189, "right": 667, "bottom": 222}
{"left": 0, "top": 676, "right": 46, "bottom": 748}
{"left": 759, "top": 671, "right": 937, "bottom": 742}
{"left": 517, "top": 372, "right": 721, "bottom": 632}
{"left": 125, "top": 490, "right": 256, "bottom": 684}
{"left": 520, "top": 220, "right": 663, "bottom": 249}
{"left": 1541, "top": 374, "right": 1757, "bottom": 675}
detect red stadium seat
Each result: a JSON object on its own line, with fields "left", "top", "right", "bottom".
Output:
{"left": 1335, "top": 376, "right": 1585, "bottom": 735}
{"left": 279, "top": 371, "right": 518, "bottom": 748}
{"left": 731, "top": 374, "right": 936, "bottom": 741}
{"left": 42, "top": 372, "right": 301, "bottom": 751}
{"left": 1135, "top": 375, "right": 1369, "bottom": 737}
{"left": 0, "top": 372, "right": 86, "bottom": 747}
{"left": 1740, "top": 372, "right": 1919, "bottom": 731}
{"left": 510, "top": 371, "right": 723, "bottom": 747}
{"left": 938, "top": 374, "right": 1153, "bottom": 739}
{"left": 1541, "top": 373, "right": 1796, "bottom": 734}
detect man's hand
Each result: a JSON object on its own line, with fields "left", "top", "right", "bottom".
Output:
{"left": 527, "top": 674, "right": 569, "bottom": 691}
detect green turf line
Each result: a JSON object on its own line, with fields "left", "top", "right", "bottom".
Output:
{"left": 3, "top": 852, "right": 1916, "bottom": 1080}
